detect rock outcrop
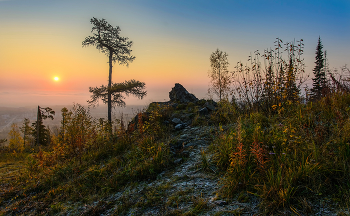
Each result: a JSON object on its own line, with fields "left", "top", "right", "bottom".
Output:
{"left": 127, "top": 83, "right": 218, "bottom": 133}
{"left": 169, "top": 83, "right": 198, "bottom": 104}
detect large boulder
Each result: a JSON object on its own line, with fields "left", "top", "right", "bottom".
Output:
{"left": 169, "top": 83, "right": 198, "bottom": 104}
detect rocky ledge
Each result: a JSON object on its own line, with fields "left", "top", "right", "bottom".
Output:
{"left": 127, "top": 83, "right": 217, "bottom": 133}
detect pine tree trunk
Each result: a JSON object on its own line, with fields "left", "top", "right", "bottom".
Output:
{"left": 108, "top": 51, "right": 113, "bottom": 125}
{"left": 36, "top": 106, "right": 40, "bottom": 146}
{"left": 62, "top": 114, "right": 65, "bottom": 141}
{"left": 219, "top": 68, "right": 221, "bottom": 101}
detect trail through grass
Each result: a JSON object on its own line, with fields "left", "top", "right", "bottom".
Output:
{"left": 0, "top": 161, "right": 25, "bottom": 183}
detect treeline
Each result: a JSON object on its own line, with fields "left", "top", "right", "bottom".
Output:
{"left": 1, "top": 104, "right": 127, "bottom": 156}
{"left": 1, "top": 106, "right": 55, "bottom": 153}
{"left": 209, "top": 37, "right": 349, "bottom": 114}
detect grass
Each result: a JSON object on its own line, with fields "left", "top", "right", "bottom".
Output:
{"left": 210, "top": 92, "right": 350, "bottom": 213}
{"left": 189, "top": 196, "right": 210, "bottom": 214}
{"left": 166, "top": 188, "right": 193, "bottom": 208}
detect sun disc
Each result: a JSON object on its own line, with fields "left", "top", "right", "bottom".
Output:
{"left": 54, "top": 77, "right": 59, "bottom": 81}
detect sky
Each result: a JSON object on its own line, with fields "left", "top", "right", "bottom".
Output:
{"left": 0, "top": 0, "right": 349, "bottom": 108}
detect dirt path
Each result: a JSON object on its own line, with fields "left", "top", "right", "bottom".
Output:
{"left": 97, "top": 126, "right": 261, "bottom": 215}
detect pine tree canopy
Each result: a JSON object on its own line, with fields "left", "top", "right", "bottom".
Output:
{"left": 88, "top": 79, "right": 147, "bottom": 107}
{"left": 82, "top": 17, "right": 135, "bottom": 65}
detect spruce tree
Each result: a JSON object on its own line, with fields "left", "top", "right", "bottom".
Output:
{"left": 32, "top": 106, "right": 55, "bottom": 146}
{"left": 311, "top": 36, "right": 325, "bottom": 100}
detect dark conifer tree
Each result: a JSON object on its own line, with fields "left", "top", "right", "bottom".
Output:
{"left": 311, "top": 36, "right": 325, "bottom": 100}
{"left": 32, "top": 106, "right": 55, "bottom": 146}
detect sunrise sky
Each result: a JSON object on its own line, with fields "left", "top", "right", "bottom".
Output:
{"left": 0, "top": 0, "right": 349, "bottom": 107}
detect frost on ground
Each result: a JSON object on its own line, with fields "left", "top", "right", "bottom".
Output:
{"left": 0, "top": 126, "right": 346, "bottom": 215}
{"left": 71, "top": 126, "right": 261, "bottom": 215}
{"left": 72, "top": 125, "right": 344, "bottom": 216}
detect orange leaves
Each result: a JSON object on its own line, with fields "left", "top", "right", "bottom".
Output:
{"left": 138, "top": 112, "right": 144, "bottom": 134}
{"left": 231, "top": 142, "right": 246, "bottom": 168}
{"left": 230, "top": 139, "right": 268, "bottom": 173}
{"left": 250, "top": 139, "right": 268, "bottom": 172}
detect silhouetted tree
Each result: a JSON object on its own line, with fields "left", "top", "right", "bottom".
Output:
{"left": 32, "top": 106, "right": 55, "bottom": 146}
{"left": 20, "top": 118, "right": 32, "bottom": 147}
{"left": 83, "top": 17, "right": 146, "bottom": 126}
{"left": 311, "top": 36, "right": 326, "bottom": 100}
{"left": 209, "top": 49, "right": 232, "bottom": 101}
{"left": 88, "top": 79, "right": 146, "bottom": 107}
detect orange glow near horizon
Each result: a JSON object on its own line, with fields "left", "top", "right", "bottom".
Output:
{"left": 1, "top": 0, "right": 347, "bottom": 108}
{"left": 0, "top": 26, "right": 211, "bottom": 94}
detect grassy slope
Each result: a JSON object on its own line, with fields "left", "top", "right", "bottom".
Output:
{"left": 0, "top": 93, "right": 350, "bottom": 215}
{"left": 211, "top": 93, "right": 350, "bottom": 214}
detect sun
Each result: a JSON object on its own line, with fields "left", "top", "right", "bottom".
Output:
{"left": 54, "top": 77, "right": 59, "bottom": 81}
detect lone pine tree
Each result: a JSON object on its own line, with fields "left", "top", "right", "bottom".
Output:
{"left": 83, "top": 17, "right": 146, "bottom": 127}
{"left": 311, "top": 36, "right": 326, "bottom": 100}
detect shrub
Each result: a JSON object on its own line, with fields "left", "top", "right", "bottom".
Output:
{"left": 210, "top": 99, "right": 237, "bottom": 124}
